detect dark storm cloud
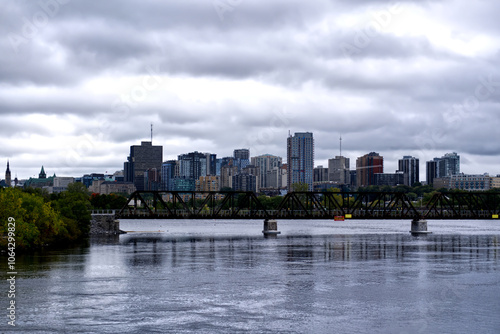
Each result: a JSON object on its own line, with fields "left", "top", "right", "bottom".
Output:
{"left": 1, "top": 0, "right": 500, "bottom": 178}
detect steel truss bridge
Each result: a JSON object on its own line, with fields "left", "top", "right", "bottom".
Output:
{"left": 117, "top": 191, "right": 500, "bottom": 220}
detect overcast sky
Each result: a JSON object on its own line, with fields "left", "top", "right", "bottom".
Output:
{"left": 2, "top": 0, "right": 499, "bottom": 181}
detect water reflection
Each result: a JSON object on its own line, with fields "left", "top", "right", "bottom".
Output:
{"left": 90, "top": 235, "right": 120, "bottom": 246}
{"left": 12, "top": 230, "right": 500, "bottom": 333}
{"left": 97, "top": 233, "right": 500, "bottom": 269}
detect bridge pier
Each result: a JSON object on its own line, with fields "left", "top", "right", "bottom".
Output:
{"left": 410, "top": 218, "right": 431, "bottom": 235}
{"left": 90, "top": 213, "right": 125, "bottom": 235}
{"left": 263, "top": 219, "right": 280, "bottom": 237}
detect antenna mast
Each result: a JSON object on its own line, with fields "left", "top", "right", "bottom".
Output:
{"left": 339, "top": 134, "right": 342, "bottom": 157}
{"left": 151, "top": 123, "right": 153, "bottom": 143}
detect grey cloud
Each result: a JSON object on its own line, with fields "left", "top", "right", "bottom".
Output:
{"left": 2, "top": 0, "right": 500, "bottom": 179}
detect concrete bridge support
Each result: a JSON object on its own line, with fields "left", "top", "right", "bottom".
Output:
{"left": 263, "top": 219, "right": 280, "bottom": 237}
{"left": 410, "top": 218, "right": 431, "bottom": 235}
{"left": 90, "top": 213, "right": 124, "bottom": 235}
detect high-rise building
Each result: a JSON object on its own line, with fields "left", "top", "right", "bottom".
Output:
{"left": 265, "top": 167, "right": 284, "bottom": 190}
{"left": 350, "top": 170, "right": 357, "bottom": 188}
{"left": 238, "top": 164, "right": 260, "bottom": 192}
{"left": 196, "top": 175, "right": 220, "bottom": 192}
{"left": 426, "top": 159, "right": 438, "bottom": 185}
{"left": 219, "top": 155, "right": 248, "bottom": 173}
{"left": 280, "top": 164, "right": 288, "bottom": 189}
{"left": 205, "top": 153, "right": 217, "bottom": 176}
{"left": 220, "top": 165, "right": 238, "bottom": 189}
{"left": 232, "top": 173, "right": 257, "bottom": 192}
{"left": 178, "top": 151, "right": 208, "bottom": 181}
{"left": 356, "top": 152, "right": 383, "bottom": 187}
{"left": 5, "top": 161, "right": 11, "bottom": 188}
{"left": 161, "top": 160, "right": 177, "bottom": 191}
{"left": 328, "top": 156, "right": 350, "bottom": 184}
{"left": 233, "top": 149, "right": 250, "bottom": 172}
{"left": 234, "top": 149, "right": 250, "bottom": 160}
{"left": 374, "top": 171, "right": 404, "bottom": 187}
{"left": 313, "top": 166, "right": 329, "bottom": 183}
{"left": 251, "top": 154, "right": 282, "bottom": 189}
{"left": 144, "top": 168, "right": 160, "bottom": 191}
{"left": 439, "top": 152, "right": 460, "bottom": 177}
{"left": 173, "top": 177, "right": 195, "bottom": 191}
{"left": 287, "top": 132, "right": 314, "bottom": 191}
{"left": 426, "top": 152, "right": 460, "bottom": 185}
{"left": 124, "top": 141, "right": 163, "bottom": 191}
{"left": 398, "top": 156, "right": 419, "bottom": 186}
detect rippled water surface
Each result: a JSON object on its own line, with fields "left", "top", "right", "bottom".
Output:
{"left": 3, "top": 219, "right": 500, "bottom": 333}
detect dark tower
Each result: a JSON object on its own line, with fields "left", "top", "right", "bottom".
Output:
{"left": 39, "top": 166, "right": 47, "bottom": 179}
{"left": 124, "top": 141, "right": 163, "bottom": 191}
{"left": 5, "top": 161, "right": 11, "bottom": 187}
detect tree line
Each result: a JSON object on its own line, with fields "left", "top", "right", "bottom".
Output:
{"left": 0, "top": 184, "right": 128, "bottom": 251}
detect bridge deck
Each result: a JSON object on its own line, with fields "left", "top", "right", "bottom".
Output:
{"left": 116, "top": 191, "right": 500, "bottom": 220}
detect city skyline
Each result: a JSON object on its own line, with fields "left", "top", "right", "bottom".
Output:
{"left": 1, "top": 1, "right": 500, "bottom": 180}
{"left": 1, "top": 137, "right": 497, "bottom": 183}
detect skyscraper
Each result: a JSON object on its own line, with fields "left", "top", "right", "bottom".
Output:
{"left": 356, "top": 152, "right": 383, "bottom": 187}
{"left": 124, "top": 141, "right": 163, "bottom": 191}
{"left": 233, "top": 149, "right": 250, "bottom": 171}
{"left": 426, "top": 159, "right": 438, "bottom": 185}
{"left": 232, "top": 173, "right": 257, "bottom": 192}
{"left": 144, "top": 168, "right": 160, "bottom": 191}
{"left": 426, "top": 152, "right": 460, "bottom": 185}
{"left": 161, "top": 160, "right": 177, "bottom": 191}
{"left": 328, "top": 156, "right": 350, "bottom": 184}
{"left": 287, "top": 132, "right": 314, "bottom": 191}
{"left": 314, "top": 166, "right": 329, "bottom": 183}
{"left": 398, "top": 156, "right": 419, "bottom": 186}
{"left": 439, "top": 152, "right": 460, "bottom": 177}
{"left": 220, "top": 165, "right": 238, "bottom": 189}
{"left": 205, "top": 153, "right": 217, "bottom": 176}
{"left": 178, "top": 151, "right": 209, "bottom": 180}
{"left": 251, "top": 154, "right": 282, "bottom": 189}
{"left": 233, "top": 149, "right": 250, "bottom": 160}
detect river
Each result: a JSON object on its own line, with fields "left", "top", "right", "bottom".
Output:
{"left": 2, "top": 219, "right": 500, "bottom": 333}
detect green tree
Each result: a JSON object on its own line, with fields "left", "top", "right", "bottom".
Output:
{"left": 67, "top": 182, "right": 90, "bottom": 195}
{"left": 257, "top": 195, "right": 283, "bottom": 210}
{"left": 291, "top": 182, "right": 309, "bottom": 192}
{"left": 0, "top": 188, "right": 69, "bottom": 249}
{"left": 407, "top": 192, "right": 418, "bottom": 201}
{"left": 90, "top": 193, "right": 128, "bottom": 210}
{"left": 53, "top": 184, "right": 91, "bottom": 236}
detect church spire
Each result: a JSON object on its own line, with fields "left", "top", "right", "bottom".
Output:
{"left": 5, "top": 160, "right": 11, "bottom": 188}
